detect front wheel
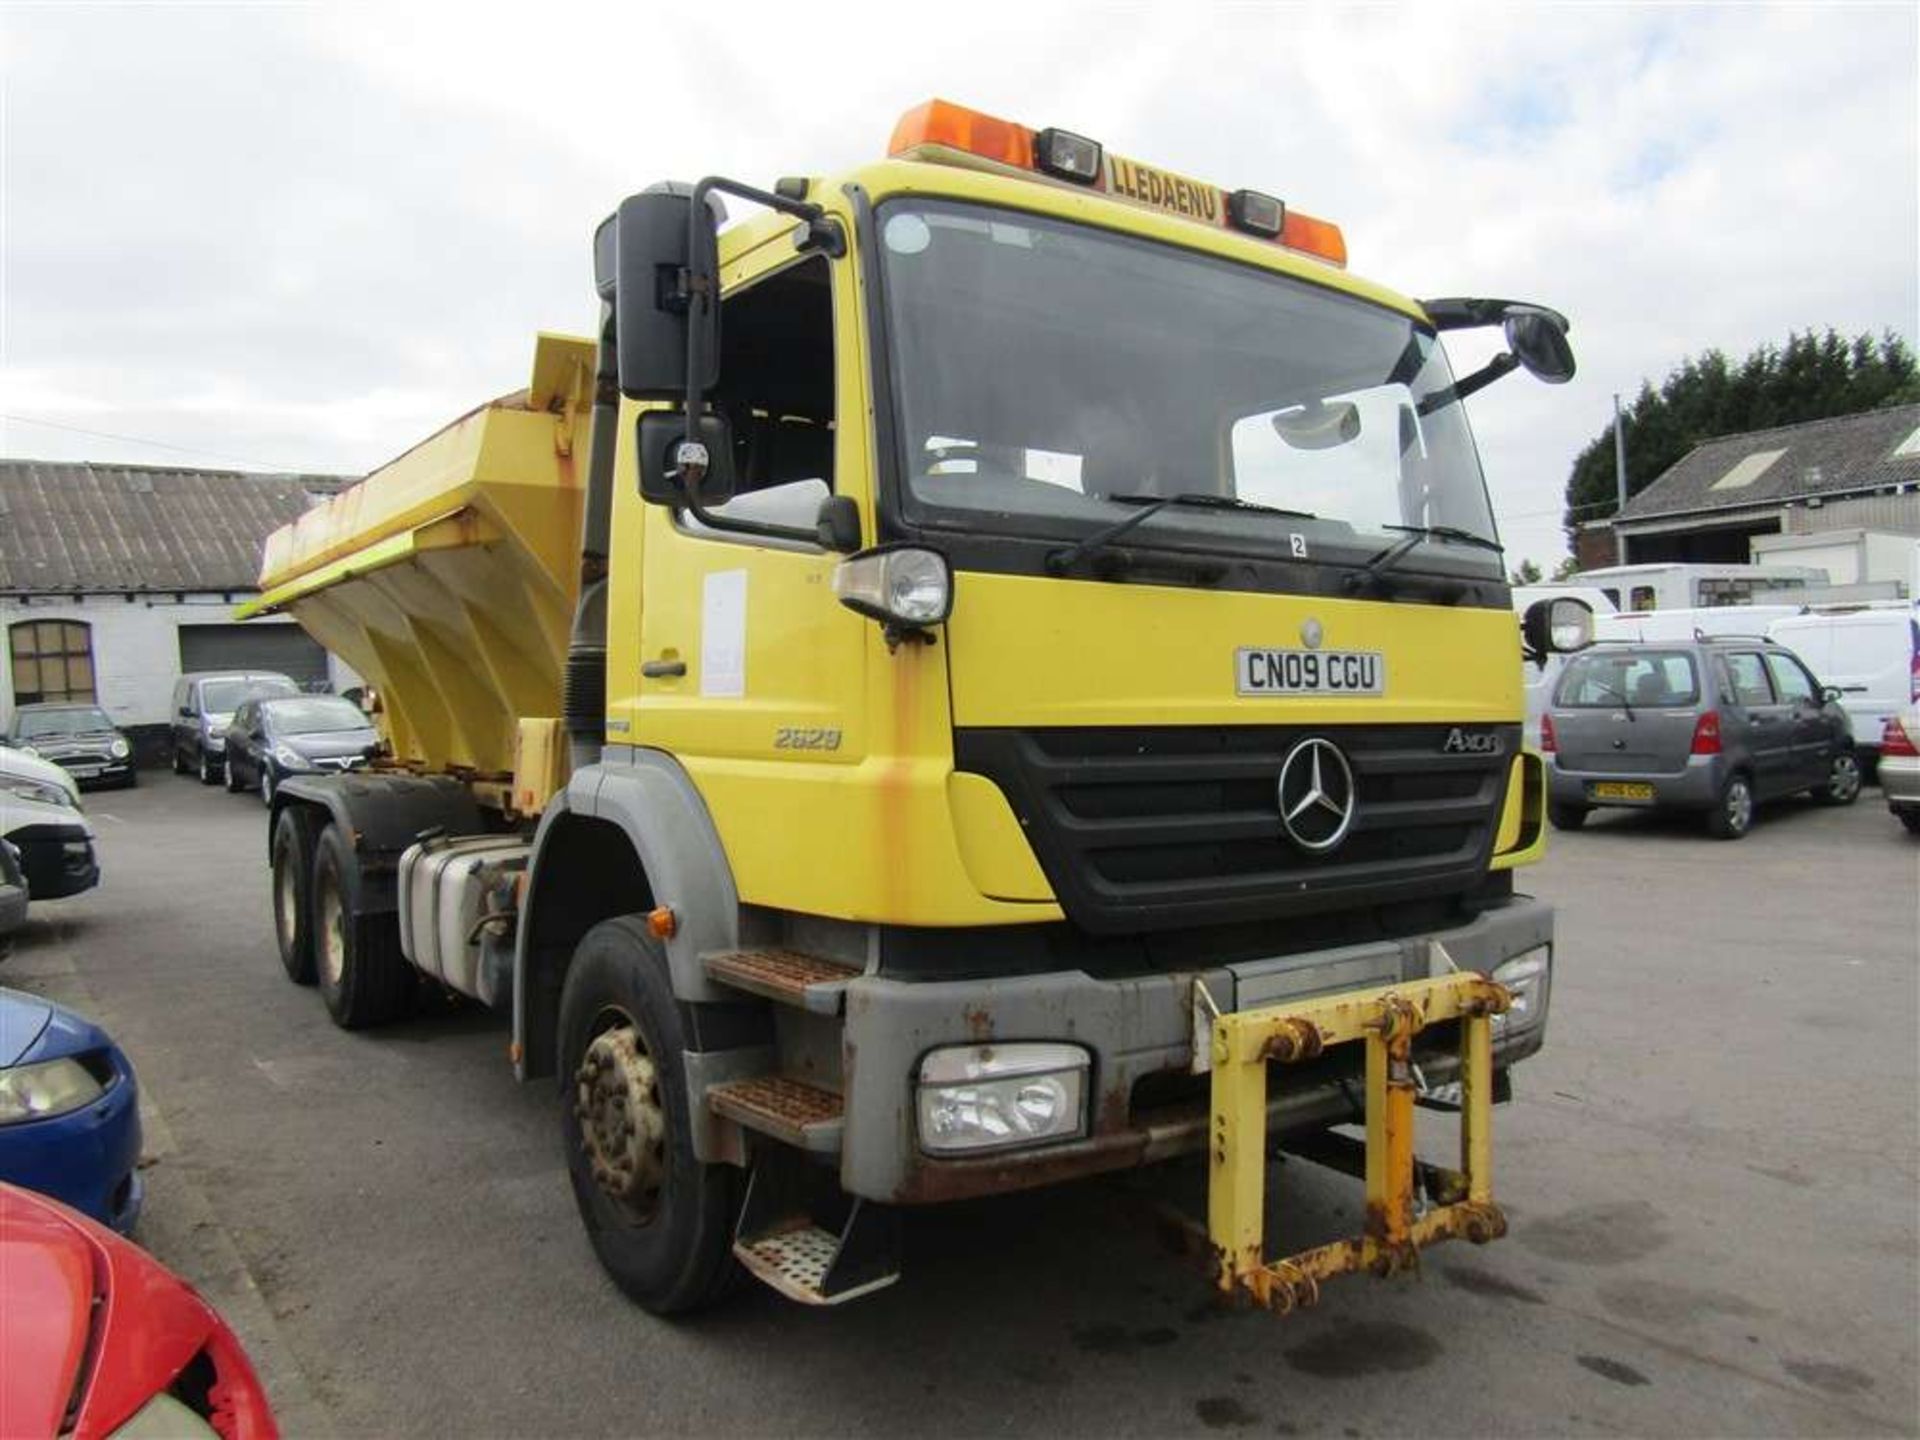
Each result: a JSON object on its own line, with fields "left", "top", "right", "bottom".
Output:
{"left": 1898, "top": 809, "right": 1920, "bottom": 836}
{"left": 312, "top": 823, "right": 413, "bottom": 1027}
{"left": 224, "top": 754, "right": 246, "bottom": 792}
{"left": 259, "top": 764, "right": 276, "bottom": 806}
{"left": 1812, "top": 751, "right": 1861, "bottom": 807}
{"left": 558, "top": 917, "right": 741, "bottom": 1315}
{"left": 197, "top": 748, "right": 220, "bottom": 786}
{"left": 1547, "top": 801, "right": 1588, "bottom": 832}
{"left": 1707, "top": 772, "right": 1755, "bottom": 840}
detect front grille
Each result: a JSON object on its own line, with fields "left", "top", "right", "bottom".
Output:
{"left": 954, "top": 724, "right": 1517, "bottom": 934}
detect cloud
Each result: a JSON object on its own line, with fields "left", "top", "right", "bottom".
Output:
{"left": 3, "top": 0, "right": 1913, "bottom": 568}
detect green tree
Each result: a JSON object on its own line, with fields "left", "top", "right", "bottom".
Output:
{"left": 1551, "top": 556, "right": 1583, "bottom": 581}
{"left": 1562, "top": 329, "right": 1918, "bottom": 546}
{"left": 1509, "top": 558, "right": 1543, "bottom": 585}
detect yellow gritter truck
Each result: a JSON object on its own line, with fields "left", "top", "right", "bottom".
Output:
{"left": 242, "top": 99, "right": 1595, "bottom": 1315}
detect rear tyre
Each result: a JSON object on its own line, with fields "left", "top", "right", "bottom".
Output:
{"left": 270, "top": 808, "right": 320, "bottom": 985}
{"left": 1812, "top": 751, "right": 1860, "bottom": 807}
{"left": 312, "top": 823, "right": 414, "bottom": 1028}
{"left": 1706, "top": 772, "right": 1754, "bottom": 840}
{"left": 558, "top": 917, "right": 741, "bottom": 1315}
{"left": 1547, "top": 801, "right": 1588, "bottom": 831}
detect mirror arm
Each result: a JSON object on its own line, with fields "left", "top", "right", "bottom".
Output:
{"left": 1416, "top": 352, "right": 1520, "bottom": 416}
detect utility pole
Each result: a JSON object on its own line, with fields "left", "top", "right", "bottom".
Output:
{"left": 1612, "top": 393, "right": 1628, "bottom": 514}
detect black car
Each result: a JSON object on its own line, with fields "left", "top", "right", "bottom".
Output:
{"left": 5, "top": 704, "right": 136, "bottom": 788}
{"left": 223, "top": 695, "right": 382, "bottom": 802}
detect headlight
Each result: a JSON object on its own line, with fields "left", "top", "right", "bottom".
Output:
{"left": 1491, "top": 947, "right": 1550, "bottom": 1034}
{"left": 833, "top": 546, "right": 953, "bottom": 632}
{"left": 272, "top": 743, "right": 305, "bottom": 768}
{"left": 1, "top": 775, "right": 74, "bottom": 809}
{"left": 917, "top": 1042, "right": 1090, "bottom": 1155}
{"left": 18, "top": 745, "right": 40, "bottom": 758}
{"left": 109, "top": 738, "right": 130, "bottom": 759}
{"left": 0, "top": 1055, "right": 106, "bottom": 1124}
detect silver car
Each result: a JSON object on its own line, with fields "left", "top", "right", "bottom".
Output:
{"left": 1878, "top": 703, "right": 1920, "bottom": 835}
{"left": 1543, "top": 636, "right": 1859, "bottom": 840}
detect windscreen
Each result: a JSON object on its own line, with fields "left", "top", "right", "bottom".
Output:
{"left": 263, "top": 697, "right": 368, "bottom": 735}
{"left": 203, "top": 676, "right": 298, "bottom": 713}
{"left": 18, "top": 707, "right": 115, "bottom": 736}
{"left": 878, "top": 199, "right": 1500, "bottom": 578}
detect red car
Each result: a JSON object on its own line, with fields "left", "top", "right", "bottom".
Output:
{"left": 0, "top": 1183, "right": 277, "bottom": 1439}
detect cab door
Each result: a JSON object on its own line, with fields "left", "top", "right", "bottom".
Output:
{"left": 616, "top": 240, "right": 874, "bottom": 912}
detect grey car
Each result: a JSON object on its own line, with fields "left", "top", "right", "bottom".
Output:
{"left": 223, "top": 695, "right": 381, "bottom": 802}
{"left": 1543, "top": 636, "right": 1860, "bottom": 840}
{"left": 169, "top": 671, "right": 299, "bottom": 784}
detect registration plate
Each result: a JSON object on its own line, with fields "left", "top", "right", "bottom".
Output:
{"left": 69, "top": 766, "right": 102, "bottom": 779}
{"left": 1590, "top": 781, "right": 1655, "bottom": 802}
{"left": 1236, "top": 648, "right": 1385, "bottom": 697}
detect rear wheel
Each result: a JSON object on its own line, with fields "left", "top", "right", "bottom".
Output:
{"left": 1812, "top": 751, "right": 1861, "bottom": 807}
{"left": 1706, "top": 772, "right": 1755, "bottom": 840}
{"left": 558, "top": 917, "right": 741, "bottom": 1315}
{"left": 1547, "top": 800, "right": 1588, "bottom": 831}
{"left": 270, "top": 809, "right": 319, "bottom": 985}
{"left": 312, "top": 823, "right": 413, "bottom": 1027}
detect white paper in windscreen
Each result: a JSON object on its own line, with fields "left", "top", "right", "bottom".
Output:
{"left": 700, "top": 569, "right": 747, "bottom": 698}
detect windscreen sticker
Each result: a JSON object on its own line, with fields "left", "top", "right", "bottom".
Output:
{"left": 700, "top": 569, "right": 747, "bottom": 698}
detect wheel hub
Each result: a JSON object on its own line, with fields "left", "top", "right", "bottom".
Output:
{"left": 574, "top": 1023, "right": 666, "bottom": 1214}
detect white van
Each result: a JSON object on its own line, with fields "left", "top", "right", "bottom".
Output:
{"left": 1766, "top": 605, "right": 1920, "bottom": 758}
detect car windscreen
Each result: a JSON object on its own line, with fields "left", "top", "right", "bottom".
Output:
{"left": 202, "top": 677, "right": 298, "bottom": 713}
{"left": 16, "top": 707, "right": 116, "bottom": 736}
{"left": 1553, "top": 651, "right": 1700, "bottom": 708}
{"left": 262, "top": 697, "right": 369, "bottom": 735}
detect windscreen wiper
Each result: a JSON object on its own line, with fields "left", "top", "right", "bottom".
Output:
{"left": 1046, "top": 492, "right": 1316, "bottom": 576}
{"left": 1345, "top": 522, "right": 1503, "bottom": 594}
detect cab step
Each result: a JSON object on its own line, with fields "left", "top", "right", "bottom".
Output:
{"left": 708, "top": 1074, "right": 844, "bottom": 1153}
{"left": 733, "top": 1165, "right": 900, "bottom": 1306}
{"left": 701, "top": 948, "right": 860, "bottom": 1014}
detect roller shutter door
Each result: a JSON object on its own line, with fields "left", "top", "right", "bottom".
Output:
{"left": 177, "top": 622, "right": 330, "bottom": 688}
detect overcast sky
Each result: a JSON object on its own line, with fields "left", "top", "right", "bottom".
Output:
{"left": 3, "top": 2, "right": 1915, "bottom": 569}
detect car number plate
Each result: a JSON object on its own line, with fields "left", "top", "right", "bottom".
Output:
{"left": 1590, "top": 781, "right": 1655, "bottom": 802}
{"left": 69, "top": 766, "right": 102, "bottom": 779}
{"left": 1236, "top": 648, "right": 1385, "bottom": 697}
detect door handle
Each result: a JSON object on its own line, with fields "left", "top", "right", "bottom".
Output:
{"left": 641, "top": 658, "right": 687, "bottom": 678}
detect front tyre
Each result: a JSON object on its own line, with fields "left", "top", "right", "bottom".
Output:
{"left": 312, "top": 823, "right": 414, "bottom": 1027}
{"left": 558, "top": 917, "right": 741, "bottom": 1315}
{"left": 197, "top": 748, "right": 220, "bottom": 786}
{"left": 224, "top": 754, "right": 246, "bottom": 792}
{"left": 1707, "top": 772, "right": 1755, "bottom": 840}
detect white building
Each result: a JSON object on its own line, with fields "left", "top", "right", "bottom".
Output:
{"left": 1, "top": 460, "right": 354, "bottom": 761}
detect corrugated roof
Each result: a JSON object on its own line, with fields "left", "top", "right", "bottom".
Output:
{"left": 0, "top": 459, "right": 353, "bottom": 594}
{"left": 1616, "top": 403, "right": 1920, "bottom": 525}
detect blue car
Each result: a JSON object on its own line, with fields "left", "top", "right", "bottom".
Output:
{"left": 0, "top": 986, "right": 142, "bottom": 1232}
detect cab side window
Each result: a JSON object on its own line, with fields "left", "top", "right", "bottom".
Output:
{"left": 1722, "top": 652, "right": 1776, "bottom": 708}
{"left": 716, "top": 256, "right": 835, "bottom": 496}
{"left": 1764, "top": 653, "right": 1816, "bottom": 705}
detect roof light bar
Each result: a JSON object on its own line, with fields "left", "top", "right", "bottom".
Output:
{"left": 888, "top": 98, "right": 1348, "bottom": 268}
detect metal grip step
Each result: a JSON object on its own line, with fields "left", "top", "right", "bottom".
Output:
{"left": 701, "top": 948, "right": 861, "bottom": 1013}
{"left": 708, "top": 1074, "right": 844, "bottom": 1153}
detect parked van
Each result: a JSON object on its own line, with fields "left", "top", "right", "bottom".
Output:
{"left": 1766, "top": 605, "right": 1920, "bottom": 760}
{"left": 169, "top": 672, "right": 299, "bottom": 785}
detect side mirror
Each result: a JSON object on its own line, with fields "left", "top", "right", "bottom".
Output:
{"left": 637, "top": 411, "right": 737, "bottom": 508}
{"left": 1521, "top": 596, "right": 1594, "bottom": 663}
{"left": 1503, "top": 308, "right": 1576, "bottom": 384}
{"left": 602, "top": 188, "right": 721, "bottom": 401}
{"left": 1822, "top": 685, "right": 1842, "bottom": 704}
{"left": 1272, "top": 400, "right": 1361, "bottom": 451}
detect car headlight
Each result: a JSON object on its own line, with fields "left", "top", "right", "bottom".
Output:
{"left": 1, "top": 775, "right": 74, "bottom": 809}
{"left": 109, "top": 738, "right": 130, "bottom": 759}
{"left": 0, "top": 1055, "right": 106, "bottom": 1124}
{"left": 1491, "top": 947, "right": 1550, "bottom": 1034}
{"left": 917, "top": 1042, "right": 1090, "bottom": 1155}
{"left": 271, "top": 743, "right": 305, "bottom": 768}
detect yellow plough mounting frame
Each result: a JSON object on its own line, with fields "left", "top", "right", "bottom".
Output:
{"left": 1208, "top": 970, "right": 1512, "bottom": 1313}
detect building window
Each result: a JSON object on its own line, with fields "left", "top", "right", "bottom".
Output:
{"left": 9, "top": 620, "right": 96, "bottom": 705}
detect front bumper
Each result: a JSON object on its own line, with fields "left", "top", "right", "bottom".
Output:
{"left": 10, "top": 825, "right": 100, "bottom": 900}
{"left": 838, "top": 897, "right": 1553, "bottom": 1204}
{"left": 0, "top": 1051, "right": 144, "bottom": 1233}
{"left": 1549, "top": 755, "right": 1719, "bottom": 810}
